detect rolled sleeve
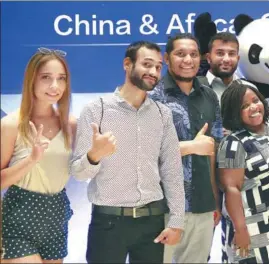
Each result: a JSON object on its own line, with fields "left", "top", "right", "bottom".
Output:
{"left": 167, "top": 214, "right": 184, "bottom": 229}
{"left": 71, "top": 154, "right": 101, "bottom": 181}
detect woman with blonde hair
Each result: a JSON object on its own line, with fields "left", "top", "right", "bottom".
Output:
{"left": 1, "top": 47, "right": 76, "bottom": 263}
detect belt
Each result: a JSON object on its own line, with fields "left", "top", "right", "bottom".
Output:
{"left": 92, "top": 200, "right": 166, "bottom": 218}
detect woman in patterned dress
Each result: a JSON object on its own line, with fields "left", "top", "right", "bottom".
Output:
{"left": 217, "top": 80, "right": 269, "bottom": 263}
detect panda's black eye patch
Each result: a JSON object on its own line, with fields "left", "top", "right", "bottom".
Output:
{"left": 248, "top": 44, "right": 262, "bottom": 64}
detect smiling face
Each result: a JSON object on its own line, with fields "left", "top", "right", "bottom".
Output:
{"left": 33, "top": 59, "right": 67, "bottom": 105}
{"left": 165, "top": 38, "right": 200, "bottom": 82}
{"left": 241, "top": 88, "right": 265, "bottom": 132}
{"left": 127, "top": 47, "right": 163, "bottom": 91}
{"left": 207, "top": 40, "right": 239, "bottom": 79}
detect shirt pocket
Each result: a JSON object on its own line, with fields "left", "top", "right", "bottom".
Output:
{"left": 192, "top": 113, "right": 214, "bottom": 137}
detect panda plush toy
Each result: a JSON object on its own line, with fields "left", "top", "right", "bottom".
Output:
{"left": 234, "top": 14, "right": 269, "bottom": 99}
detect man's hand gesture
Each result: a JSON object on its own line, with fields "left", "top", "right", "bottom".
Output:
{"left": 87, "top": 123, "right": 117, "bottom": 163}
{"left": 194, "top": 123, "right": 215, "bottom": 156}
{"left": 154, "top": 227, "right": 183, "bottom": 245}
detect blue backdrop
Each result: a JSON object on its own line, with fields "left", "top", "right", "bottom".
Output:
{"left": 1, "top": 1, "right": 268, "bottom": 116}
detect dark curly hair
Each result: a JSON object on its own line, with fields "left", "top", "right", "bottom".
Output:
{"left": 221, "top": 80, "right": 269, "bottom": 131}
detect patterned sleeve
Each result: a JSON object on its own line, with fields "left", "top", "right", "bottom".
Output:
{"left": 159, "top": 105, "right": 185, "bottom": 229}
{"left": 210, "top": 90, "right": 223, "bottom": 143}
{"left": 217, "top": 135, "right": 246, "bottom": 169}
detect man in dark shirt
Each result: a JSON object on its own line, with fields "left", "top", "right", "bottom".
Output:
{"left": 149, "top": 33, "right": 223, "bottom": 263}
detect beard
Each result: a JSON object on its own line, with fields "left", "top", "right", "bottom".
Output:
{"left": 210, "top": 63, "right": 238, "bottom": 79}
{"left": 130, "top": 67, "right": 159, "bottom": 91}
{"left": 170, "top": 72, "right": 194, "bottom": 82}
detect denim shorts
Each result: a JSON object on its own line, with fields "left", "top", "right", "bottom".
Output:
{"left": 1, "top": 185, "right": 73, "bottom": 260}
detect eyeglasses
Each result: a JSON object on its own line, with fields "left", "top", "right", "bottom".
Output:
{"left": 37, "top": 47, "right": 67, "bottom": 57}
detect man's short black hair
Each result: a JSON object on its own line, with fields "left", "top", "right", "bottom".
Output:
{"left": 125, "top": 41, "right": 161, "bottom": 63}
{"left": 208, "top": 32, "right": 239, "bottom": 53}
{"left": 165, "top": 33, "right": 201, "bottom": 55}
{"left": 221, "top": 80, "right": 269, "bottom": 131}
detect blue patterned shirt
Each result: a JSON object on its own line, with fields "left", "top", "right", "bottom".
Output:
{"left": 149, "top": 72, "right": 223, "bottom": 212}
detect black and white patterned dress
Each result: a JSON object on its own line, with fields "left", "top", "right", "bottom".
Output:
{"left": 217, "top": 125, "right": 269, "bottom": 263}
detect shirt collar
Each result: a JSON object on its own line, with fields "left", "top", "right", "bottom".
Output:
{"left": 114, "top": 86, "right": 151, "bottom": 107}
{"left": 163, "top": 71, "right": 201, "bottom": 94}
{"left": 206, "top": 70, "right": 239, "bottom": 86}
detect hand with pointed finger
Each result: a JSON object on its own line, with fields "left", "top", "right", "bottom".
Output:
{"left": 194, "top": 123, "right": 215, "bottom": 156}
{"left": 29, "top": 121, "right": 50, "bottom": 162}
{"left": 87, "top": 123, "right": 117, "bottom": 163}
{"left": 154, "top": 227, "right": 183, "bottom": 245}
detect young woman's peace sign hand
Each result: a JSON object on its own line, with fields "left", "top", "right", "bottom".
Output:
{"left": 29, "top": 121, "right": 50, "bottom": 162}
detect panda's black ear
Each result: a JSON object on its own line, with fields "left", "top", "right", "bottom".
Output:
{"left": 234, "top": 14, "right": 254, "bottom": 36}
{"left": 194, "top": 12, "right": 217, "bottom": 55}
{"left": 194, "top": 12, "right": 212, "bottom": 33}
